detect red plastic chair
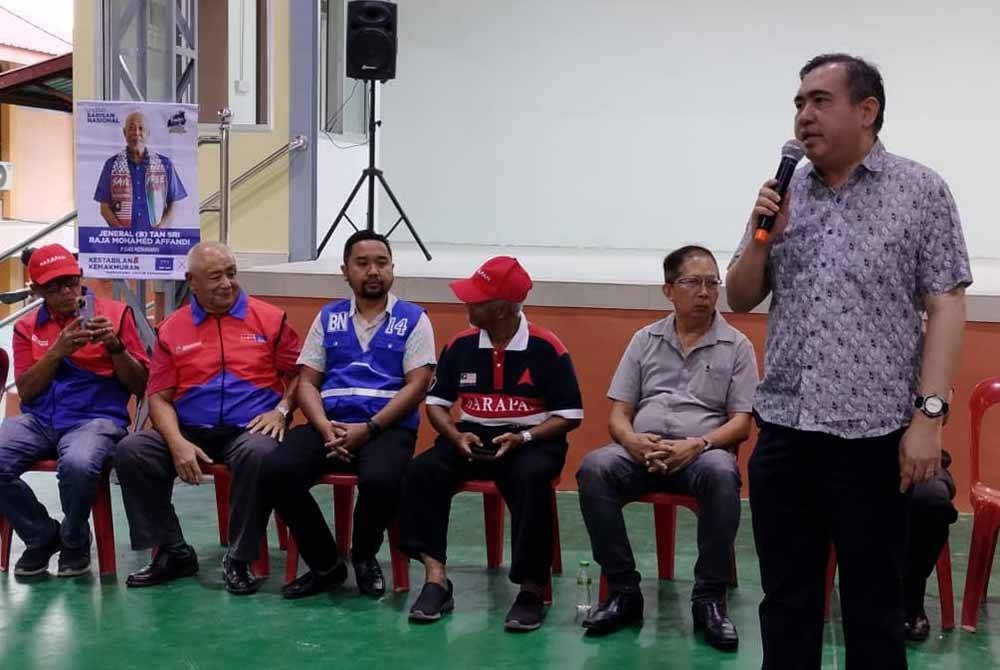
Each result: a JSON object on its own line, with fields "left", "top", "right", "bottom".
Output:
{"left": 597, "top": 492, "right": 739, "bottom": 601}
{"left": 455, "top": 479, "right": 563, "bottom": 604}
{"left": 0, "top": 460, "right": 118, "bottom": 577}
{"left": 282, "top": 473, "right": 410, "bottom": 592}
{"left": 203, "top": 463, "right": 285, "bottom": 578}
{"left": 961, "top": 377, "right": 1000, "bottom": 631}
{"left": 823, "top": 542, "right": 954, "bottom": 630}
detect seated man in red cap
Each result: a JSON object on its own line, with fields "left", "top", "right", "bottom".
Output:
{"left": 0, "top": 244, "right": 149, "bottom": 577}
{"left": 400, "top": 256, "right": 584, "bottom": 632}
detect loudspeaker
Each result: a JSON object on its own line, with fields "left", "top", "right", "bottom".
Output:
{"left": 346, "top": 1, "right": 397, "bottom": 81}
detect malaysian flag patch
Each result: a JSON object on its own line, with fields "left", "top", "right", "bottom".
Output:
{"left": 459, "top": 372, "right": 477, "bottom": 386}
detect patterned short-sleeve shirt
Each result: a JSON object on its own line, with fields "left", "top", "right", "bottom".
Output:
{"left": 731, "top": 141, "right": 972, "bottom": 439}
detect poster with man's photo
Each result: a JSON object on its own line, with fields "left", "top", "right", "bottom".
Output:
{"left": 74, "top": 100, "right": 199, "bottom": 279}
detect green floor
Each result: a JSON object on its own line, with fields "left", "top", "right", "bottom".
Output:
{"left": 1, "top": 475, "right": 1000, "bottom": 670}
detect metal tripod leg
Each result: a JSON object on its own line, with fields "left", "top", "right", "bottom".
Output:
{"left": 376, "top": 172, "right": 432, "bottom": 261}
{"left": 317, "top": 169, "right": 369, "bottom": 255}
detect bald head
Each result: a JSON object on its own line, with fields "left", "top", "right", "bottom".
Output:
{"left": 186, "top": 242, "right": 240, "bottom": 314}
{"left": 123, "top": 111, "right": 150, "bottom": 156}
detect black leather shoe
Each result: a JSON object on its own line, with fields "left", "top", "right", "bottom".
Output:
{"left": 582, "top": 590, "right": 644, "bottom": 636}
{"left": 223, "top": 555, "right": 259, "bottom": 595}
{"left": 126, "top": 545, "right": 199, "bottom": 588}
{"left": 905, "top": 612, "right": 931, "bottom": 642}
{"left": 692, "top": 600, "right": 739, "bottom": 651}
{"left": 353, "top": 556, "right": 386, "bottom": 597}
{"left": 282, "top": 561, "right": 349, "bottom": 600}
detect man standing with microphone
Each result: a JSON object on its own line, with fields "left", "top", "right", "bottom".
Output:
{"left": 727, "top": 54, "right": 971, "bottom": 668}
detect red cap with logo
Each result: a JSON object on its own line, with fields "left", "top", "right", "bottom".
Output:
{"left": 449, "top": 256, "right": 533, "bottom": 304}
{"left": 28, "top": 244, "right": 82, "bottom": 286}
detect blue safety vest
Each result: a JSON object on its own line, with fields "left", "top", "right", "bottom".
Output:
{"left": 319, "top": 298, "right": 424, "bottom": 430}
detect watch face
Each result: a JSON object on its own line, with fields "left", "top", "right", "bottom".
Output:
{"left": 924, "top": 396, "right": 944, "bottom": 414}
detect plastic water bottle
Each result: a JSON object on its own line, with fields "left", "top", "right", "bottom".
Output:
{"left": 576, "top": 560, "right": 593, "bottom": 619}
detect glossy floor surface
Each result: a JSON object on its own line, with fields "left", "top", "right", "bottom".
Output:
{"left": 1, "top": 474, "right": 998, "bottom": 669}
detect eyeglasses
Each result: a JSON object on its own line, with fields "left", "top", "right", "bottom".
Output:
{"left": 39, "top": 275, "right": 81, "bottom": 295}
{"left": 672, "top": 276, "right": 722, "bottom": 290}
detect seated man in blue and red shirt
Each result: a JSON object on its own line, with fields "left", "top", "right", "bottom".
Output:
{"left": 400, "top": 256, "right": 584, "bottom": 632}
{"left": 115, "top": 241, "right": 301, "bottom": 595}
{"left": 0, "top": 244, "right": 149, "bottom": 577}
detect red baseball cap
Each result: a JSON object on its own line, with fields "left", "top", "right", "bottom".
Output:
{"left": 449, "top": 256, "right": 533, "bottom": 304}
{"left": 28, "top": 244, "right": 82, "bottom": 286}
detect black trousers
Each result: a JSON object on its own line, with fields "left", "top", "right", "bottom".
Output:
{"left": 905, "top": 468, "right": 957, "bottom": 616}
{"left": 260, "top": 424, "right": 415, "bottom": 572}
{"left": 115, "top": 427, "right": 279, "bottom": 561}
{"left": 749, "top": 419, "right": 909, "bottom": 670}
{"left": 398, "top": 427, "right": 567, "bottom": 585}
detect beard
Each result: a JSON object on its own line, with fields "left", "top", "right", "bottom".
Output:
{"left": 360, "top": 282, "right": 388, "bottom": 300}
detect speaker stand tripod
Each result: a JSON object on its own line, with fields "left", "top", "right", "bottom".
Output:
{"left": 317, "top": 80, "right": 431, "bottom": 260}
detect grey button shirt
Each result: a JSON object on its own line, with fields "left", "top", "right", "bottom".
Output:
{"left": 608, "top": 313, "right": 759, "bottom": 441}
{"left": 731, "top": 141, "right": 972, "bottom": 439}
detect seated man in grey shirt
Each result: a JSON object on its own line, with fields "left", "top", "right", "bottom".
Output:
{"left": 577, "top": 245, "right": 759, "bottom": 652}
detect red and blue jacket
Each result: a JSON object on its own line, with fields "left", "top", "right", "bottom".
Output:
{"left": 13, "top": 290, "right": 150, "bottom": 431}
{"left": 147, "top": 291, "right": 301, "bottom": 428}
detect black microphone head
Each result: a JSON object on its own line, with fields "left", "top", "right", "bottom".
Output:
{"left": 781, "top": 139, "right": 806, "bottom": 163}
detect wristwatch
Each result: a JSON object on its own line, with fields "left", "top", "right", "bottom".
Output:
{"left": 366, "top": 419, "right": 383, "bottom": 439}
{"left": 519, "top": 430, "right": 533, "bottom": 444}
{"left": 915, "top": 394, "right": 949, "bottom": 419}
{"left": 276, "top": 403, "right": 291, "bottom": 421}
{"left": 700, "top": 437, "right": 713, "bottom": 452}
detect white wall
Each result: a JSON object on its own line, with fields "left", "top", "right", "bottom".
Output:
{"left": 228, "top": 0, "right": 257, "bottom": 125}
{"left": 377, "top": 0, "right": 1000, "bottom": 258}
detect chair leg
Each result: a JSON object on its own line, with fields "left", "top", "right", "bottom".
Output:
{"left": 937, "top": 540, "right": 955, "bottom": 631}
{"left": 728, "top": 544, "right": 739, "bottom": 589}
{"left": 823, "top": 546, "right": 837, "bottom": 623}
{"left": 652, "top": 504, "right": 677, "bottom": 580}
{"left": 598, "top": 573, "right": 609, "bottom": 602}
{"left": 285, "top": 534, "right": 300, "bottom": 585}
{"left": 275, "top": 514, "right": 289, "bottom": 551}
{"left": 253, "top": 522, "right": 270, "bottom": 578}
{"left": 483, "top": 492, "right": 505, "bottom": 569}
{"left": 961, "top": 507, "right": 999, "bottom": 632}
{"left": 91, "top": 473, "right": 117, "bottom": 577}
{"left": 213, "top": 472, "right": 231, "bottom": 547}
{"left": 0, "top": 515, "right": 12, "bottom": 572}
{"left": 543, "top": 579, "right": 553, "bottom": 605}
{"left": 387, "top": 517, "right": 409, "bottom": 592}
{"left": 332, "top": 484, "right": 355, "bottom": 556}
{"left": 550, "top": 488, "right": 563, "bottom": 575}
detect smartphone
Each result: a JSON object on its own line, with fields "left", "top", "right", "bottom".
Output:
{"left": 77, "top": 293, "right": 96, "bottom": 325}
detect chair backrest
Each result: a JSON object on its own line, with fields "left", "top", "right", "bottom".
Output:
{"left": 0, "top": 347, "right": 8, "bottom": 402}
{"left": 969, "top": 376, "right": 1000, "bottom": 485}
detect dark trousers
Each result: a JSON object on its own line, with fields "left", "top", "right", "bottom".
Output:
{"left": 115, "top": 427, "right": 279, "bottom": 561}
{"left": 749, "top": 420, "right": 909, "bottom": 670}
{"left": 576, "top": 443, "right": 741, "bottom": 601}
{"left": 0, "top": 415, "right": 125, "bottom": 550}
{"left": 260, "top": 424, "right": 415, "bottom": 572}
{"left": 399, "top": 429, "right": 567, "bottom": 585}
{"left": 905, "top": 470, "right": 957, "bottom": 616}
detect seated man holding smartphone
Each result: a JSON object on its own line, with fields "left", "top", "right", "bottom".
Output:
{"left": 399, "top": 256, "right": 583, "bottom": 632}
{"left": 0, "top": 244, "right": 149, "bottom": 577}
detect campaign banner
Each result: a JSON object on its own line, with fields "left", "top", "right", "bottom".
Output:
{"left": 75, "top": 101, "right": 199, "bottom": 279}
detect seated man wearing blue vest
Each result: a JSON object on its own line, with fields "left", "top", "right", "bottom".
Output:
{"left": 0, "top": 244, "right": 149, "bottom": 577}
{"left": 261, "top": 230, "right": 436, "bottom": 599}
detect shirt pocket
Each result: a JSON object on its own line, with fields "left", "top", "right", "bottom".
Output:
{"left": 687, "top": 364, "right": 730, "bottom": 407}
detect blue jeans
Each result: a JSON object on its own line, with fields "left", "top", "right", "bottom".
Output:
{"left": 577, "top": 444, "right": 741, "bottom": 602}
{"left": 0, "top": 414, "right": 125, "bottom": 550}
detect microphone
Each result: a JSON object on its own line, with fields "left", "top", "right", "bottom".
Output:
{"left": 754, "top": 139, "right": 806, "bottom": 243}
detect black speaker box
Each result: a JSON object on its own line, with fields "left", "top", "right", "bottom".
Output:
{"left": 346, "top": 1, "right": 397, "bottom": 81}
